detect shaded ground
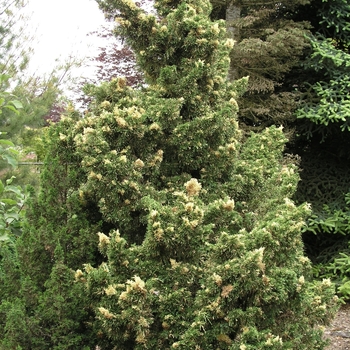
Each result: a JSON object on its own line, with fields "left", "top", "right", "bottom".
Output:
{"left": 325, "top": 303, "right": 350, "bottom": 349}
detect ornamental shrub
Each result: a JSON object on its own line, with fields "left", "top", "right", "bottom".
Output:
{"left": 0, "top": 0, "right": 339, "bottom": 348}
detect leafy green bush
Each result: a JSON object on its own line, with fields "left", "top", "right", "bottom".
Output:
{"left": 0, "top": 75, "right": 30, "bottom": 245}
{"left": 0, "top": 75, "right": 22, "bottom": 168}
{"left": 0, "top": 176, "right": 28, "bottom": 241}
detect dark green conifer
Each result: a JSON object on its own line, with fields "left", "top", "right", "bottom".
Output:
{"left": 210, "top": 0, "right": 312, "bottom": 131}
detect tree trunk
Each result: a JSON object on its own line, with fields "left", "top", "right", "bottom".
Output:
{"left": 226, "top": 1, "right": 241, "bottom": 81}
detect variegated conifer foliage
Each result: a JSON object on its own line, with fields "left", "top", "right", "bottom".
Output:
{"left": 59, "top": 0, "right": 338, "bottom": 348}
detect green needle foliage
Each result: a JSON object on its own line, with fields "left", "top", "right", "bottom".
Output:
{"left": 0, "top": 0, "right": 339, "bottom": 348}
{"left": 295, "top": 0, "right": 350, "bottom": 135}
{"left": 209, "top": 0, "right": 312, "bottom": 131}
{"left": 291, "top": 0, "right": 350, "bottom": 297}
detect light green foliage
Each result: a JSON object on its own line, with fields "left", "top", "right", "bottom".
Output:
{"left": 0, "top": 78, "right": 34, "bottom": 348}
{"left": 0, "top": 133, "right": 18, "bottom": 168}
{"left": 0, "top": 75, "right": 22, "bottom": 167}
{"left": 0, "top": 78, "right": 29, "bottom": 245}
{"left": 0, "top": 176, "right": 28, "bottom": 242}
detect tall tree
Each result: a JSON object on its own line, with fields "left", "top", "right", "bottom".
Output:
{"left": 291, "top": 0, "right": 350, "bottom": 293}
{"left": 210, "top": 0, "right": 311, "bottom": 131}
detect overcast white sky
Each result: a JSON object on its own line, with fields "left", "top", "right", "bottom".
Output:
{"left": 25, "top": 0, "right": 108, "bottom": 78}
